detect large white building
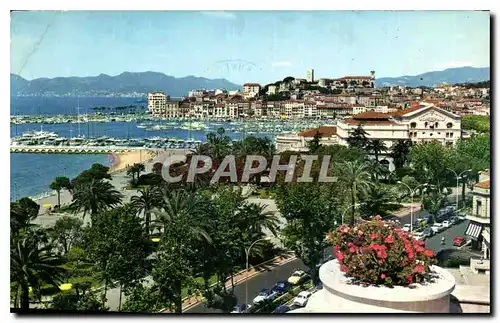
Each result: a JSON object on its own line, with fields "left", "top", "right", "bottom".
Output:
{"left": 242, "top": 83, "right": 261, "bottom": 99}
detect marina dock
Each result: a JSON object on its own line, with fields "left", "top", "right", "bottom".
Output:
{"left": 10, "top": 145, "right": 160, "bottom": 154}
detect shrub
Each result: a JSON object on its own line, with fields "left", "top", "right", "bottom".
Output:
{"left": 327, "top": 216, "right": 437, "bottom": 287}
{"left": 436, "top": 249, "right": 471, "bottom": 268}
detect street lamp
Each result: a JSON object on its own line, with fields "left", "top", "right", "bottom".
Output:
{"left": 341, "top": 202, "right": 365, "bottom": 225}
{"left": 245, "top": 237, "right": 272, "bottom": 308}
{"left": 447, "top": 168, "right": 472, "bottom": 210}
{"left": 397, "top": 181, "right": 429, "bottom": 232}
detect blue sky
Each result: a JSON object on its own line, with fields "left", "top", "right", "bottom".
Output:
{"left": 11, "top": 11, "right": 490, "bottom": 84}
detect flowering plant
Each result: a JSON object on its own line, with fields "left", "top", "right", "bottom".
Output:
{"left": 327, "top": 216, "right": 437, "bottom": 287}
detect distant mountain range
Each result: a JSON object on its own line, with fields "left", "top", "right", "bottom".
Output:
{"left": 375, "top": 67, "right": 490, "bottom": 87}
{"left": 10, "top": 72, "right": 241, "bottom": 97}
{"left": 10, "top": 66, "right": 490, "bottom": 98}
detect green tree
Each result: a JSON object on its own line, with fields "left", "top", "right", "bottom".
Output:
{"left": 49, "top": 176, "right": 71, "bottom": 208}
{"left": 48, "top": 291, "right": 108, "bottom": 311}
{"left": 346, "top": 124, "right": 369, "bottom": 150}
{"left": 11, "top": 230, "right": 66, "bottom": 309}
{"left": 127, "top": 163, "right": 146, "bottom": 186}
{"left": 390, "top": 140, "right": 413, "bottom": 169}
{"left": 71, "top": 163, "right": 111, "bottom": 189}
{"left": 408, "top": 141, "right": 452, "bottom": 190}
{"left": 70, "top": 179, "right": 123, "bottom": 225}
{"left": 10, "top": 198, "right": 40, "bottom": 237}
{"left": 131, "top": 187, "right": 163, "bottom": 235}
{"left": 365, "top": 139, "right": 387, "bottom": 162}
{"left": 276, "top": 183, "right": 342, "bottom": 285}
{"left": 122, "top": 284, "right": 159, "bottom": 313}
{"left": 423, "top": 190, "right": 446, "bottom": 223}
{"left": 360, "top": 185, "right": 399, "bottom": 218}
{"left": 336, "top": 160, "right": 372, "bottom": 225}
{"left": 48, "top": 216, "right": 83, "bottom": 256}
{"left": 307, "top": 131, "right": 322, "bottom": 153}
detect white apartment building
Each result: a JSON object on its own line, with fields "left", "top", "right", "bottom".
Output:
{"left": 466, "top": 170, "right": 490, "bottom": 260}
{"left": 267, "top": 85, "right": 277, "bottom": 95}
{"left": 148, "top": 92, "right": 179, "bottom": 118}
{"left": 242, "top": 83, "right": 261, "bottom": 99}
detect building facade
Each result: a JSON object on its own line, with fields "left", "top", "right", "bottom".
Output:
{"left": 242, "top": 83, "right": 261, "bottom": 99}
{"left": 464, "top": 170, "right": 490, "bottom": 260}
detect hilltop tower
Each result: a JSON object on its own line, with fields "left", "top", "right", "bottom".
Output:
{"left": 306, "top": 69, "right": 315, "bottom": 83}
{"left": 370, "top": 70, "right": 376, "bottom": 80}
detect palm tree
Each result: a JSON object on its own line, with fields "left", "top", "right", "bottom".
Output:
{"left": 49, "top": 176, "right": 71, "bottom": 208}
{"left": 70, "top": 179, "right": 123, "bottom": 225}
{"left": 11, "top": 232, "right": 66, "bottom": 309}
{"left": 360, "top": 186, "right": 397, "bottom": 218}
{"left": 127, "top": 163, "right": 146, "bottom": 185}
{"left": 236, "top": 203, "right": 280, "bottom": 237}
{"left": 153, "top": 190, "right": 211, "bottom": 242}
{"left": 390, "top": 140, "right": 412, "bottom": 169}
{"left": 11, "top": 198, "right": 40, "bottom": 236}
{"left": 337, "top": 160, "right": 372, "bottom": 225}
{"left": 131, "top": 187, "right": 163, "bottom": 235}
{"left": 365, "top": 139, "right": 387, "bottom": 162}
{"left": 206, "top": 128, "right": 232, "bottom": 163}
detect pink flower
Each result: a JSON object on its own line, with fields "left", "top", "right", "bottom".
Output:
{"left": 371, "top": 233, "right": 378, "bottom": 240}
{"left": 381, "top": 273, "right": 386, "bottom": 279}
{"left": 384, "top": 236, "right": 394, "bottom": 243}
{"left": 424, "top": 249, "right": 434, "bottom": 257}
{"left": 337, "top": 251, "right": 344, "bottom": 261}
{"left": 407, "top": 274, "right": 414, "bottom": 284}
{"left": 415, "top": 265, "right": 425, "bottom": 274}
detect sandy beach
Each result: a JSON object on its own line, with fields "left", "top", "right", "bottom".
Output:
{"left": 109, "top": 149, "right": 156, "bottom": 173}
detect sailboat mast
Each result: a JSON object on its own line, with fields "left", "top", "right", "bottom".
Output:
{"left": 77, "top": 97, "right": 81, "bottom": 137}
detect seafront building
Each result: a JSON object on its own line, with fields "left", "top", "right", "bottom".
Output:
{"left": 466, "top": 170, "right": 491, "bottom": 261}
{"left": 275, "top": 102, "right": 462, "bottom": 170}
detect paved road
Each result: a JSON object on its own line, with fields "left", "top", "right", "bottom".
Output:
{"left": 185, "top": 257, "right": 308, "bottom": 313}
{"left": 425, "top": 220, "right": 469, "bottom": 253}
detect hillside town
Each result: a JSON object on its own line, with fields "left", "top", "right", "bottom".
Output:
{"left": 147, "top": 70, "right": 490, "bottom": 120}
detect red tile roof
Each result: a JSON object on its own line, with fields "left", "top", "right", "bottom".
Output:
{"left": 474, "top": 180, "right": 490, "bottom": 189}
{"left": 352, "top": 111, "right": 390, "bottom": 120}
{"left": 243, "top": 83, "right": 260, "bottom": 86}
{"left": 390, "top": 106, "right": 423, "bottom": 116}
{"left": 298, "top": 126, "right": 337, "bottom": 137}
{"left": 344, "top": 120, "right": 396, "bottom": 125}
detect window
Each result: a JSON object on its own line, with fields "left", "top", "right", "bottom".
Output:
{"left": 435, "top": 122, "right": 439, "bottom": 127}
{"left": 477, "top": 200, "right": 483, "bottom": 216}
{"left": 430, "top": 133, "right": 433, "bottom": 136}
{"left": 449, "top": 132, "right": 453, "bottom": 138}
{"left": 438, "top": 132, "right": 441, "bottom": 135}
{"left": 447, "top": 122, "right": 453, "bottom": 129}
{"left": 410, "top": 122, "right": 416, "bottom": 128}
{"left": 424, "top": 122, "right": 428, "bottom": 128}
{"left": 422, "top": 132, "right": 425, "bottom": 135}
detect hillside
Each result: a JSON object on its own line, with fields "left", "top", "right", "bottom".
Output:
{"left": 375, "top": 67, "right": 490, "bottom": 88}
{"left": 10, "top": 72, "right": 241, "bottom": 97}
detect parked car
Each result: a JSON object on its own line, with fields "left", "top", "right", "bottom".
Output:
{"left": 453, "top": 236, "right": 466, "bottom": 247}
{"left": 422, "top": 227, "right": 434, "bottom": 238}
{"left": 272, "top": 280, "right": 291, "bottom": 295}
{"left": 457, "top": 214, "right": 467, "bottom": 221}
{"left": 293, "top": 291, "right": 312, "bottom": 307}
{"left": 412, "top": 231, "right": 426, "bottom": 240}
{"left": 450, "top": 216, "right": 460, "bottom": 225}
{"left": 402, "top": 224, "right": 411, "bottom": 232}
{"left": 253, "top": 288, "right": 279, "bottom": 305}
{"left": 288, "top": 270, "right": 308, "bottom": 285}
{"left": 442, "top": 220, "right": 452, "bottom": 228}
{"left": 273, "top": 305, "right": 292, "bottom": 313}
{"left": 432, "top": 222, "right": 445, "bottom": 232}
{"left": 231, "top": 304, "right": 251, "bottom": 313}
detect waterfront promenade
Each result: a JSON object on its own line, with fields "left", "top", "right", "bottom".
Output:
{"left": 10, "top": 145, "right": 159, "bottom": 154}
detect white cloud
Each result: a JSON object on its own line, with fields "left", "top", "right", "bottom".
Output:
{"left": 200, "top": 11, "right": 237, "bottom": 20}
{"left": 272, "top": 61, "right": 292, "bottom": 67}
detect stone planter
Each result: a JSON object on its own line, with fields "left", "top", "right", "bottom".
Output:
{"left": 292, "top": 259, "right": 456, "bottom": 313}
{"left": 318, "top": 259, "right": 456, "bottom": 313}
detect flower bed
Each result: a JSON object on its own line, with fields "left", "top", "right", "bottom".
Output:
{"left": 327, "top": 216, "right": 437, "bottom": 287}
